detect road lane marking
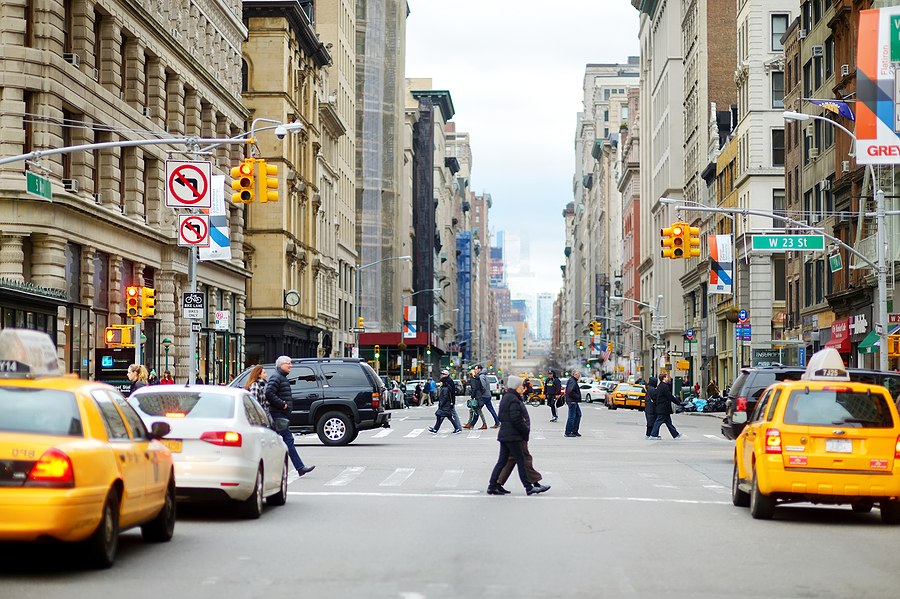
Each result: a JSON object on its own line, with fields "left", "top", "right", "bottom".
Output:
{"left": 704, "top": 434, "right": 727, "bottom": 442}
{"left": 686, "top": 472, "right": 729, "bottom": 494}
{"left": 286, "top": 490, "right": 731, "bottom": 505}
{"left": 467, "top": 429, "right": 482, "bottom": 439}
{"left": 639, "top": 473, "right": 676, "bottom": 489}
{"left": 404, "top": 429, "right": 425, "bottom": 438}
{"left": 532, "top": 430, "right": 545, "bottom": 440}
{"left": 539, "top": 472, "right": 571, "bottom": 490}
{"left": 372, "top": 429, "right": 393, "bottom": 438}
{"left": 380, "top": 468, "right": 415, "bottom": 486}
{"left": 593, "top": 471, "right": 627, "bottom": 492}
{"left": 435, "top": 469, "right": 464, "bottom": 488}
{"left": 325, "top": 466, "right": 365, "bottom": 486}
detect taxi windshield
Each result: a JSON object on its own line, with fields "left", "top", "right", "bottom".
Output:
{"left": 783, "top": 389, "right": 895, "bottom": 429}
{"left": 132, "top": 391, "right": 235, "bottom": 419}
{"left": 0, "top": 387, "right": 83, "bottom": 436}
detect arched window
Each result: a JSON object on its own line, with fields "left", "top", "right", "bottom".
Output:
{"left": 241, "top": 59, "right": 248, "bottom": 92}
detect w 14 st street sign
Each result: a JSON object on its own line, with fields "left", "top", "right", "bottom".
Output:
{"left": 751, "top": 235, "right": 824, "bottom": 252}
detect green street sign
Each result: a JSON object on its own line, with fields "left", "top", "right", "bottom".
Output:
{"left": 26, "top": 171, "right": 52, "bottom": 200}
{"left": 892, "top": 16, "right": 900, "bottom": 62}
{"left": 751, "top": 235, "right": 825, "bottom": 252}
{"left": 829, "top": 252, "right": 843, "bottom": 273}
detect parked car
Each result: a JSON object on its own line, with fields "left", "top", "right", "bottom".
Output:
{"left": 404, "top": 379, "right": 426, "bottom": 405}
{"left": 607, "top": 383, "right": 646, "bottom": 410}
{"left": 486, "top": 374, "right": 501, "bottom": 398}
{"left": 732, "top": 348, "right": 900, "bottom": 522}
{"left": 230, "top": 358, "right": 390, "bottom": 445}
{"left": 129, "top": 386, "right": 288, "bottom": 518}
{"left": 379, "top": 376, "right": 404, "bottom": 410}
{"left": 721, "top": 364, "right": 900, "bottom": 440}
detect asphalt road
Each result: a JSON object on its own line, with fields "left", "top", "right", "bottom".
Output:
{"left": 2, "top": 402, "right": 899, "bottom": 598}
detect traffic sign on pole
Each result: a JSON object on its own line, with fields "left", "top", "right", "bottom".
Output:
{"left": 751, "top": 235, "right": 824, "bottom": 251}
{"left": 182, "top": 292, "right": 205, "bottom": 319}
{"left": 178, "top": 214, "right": 210, "bottom": 247}
{"left": 26, "top": 171, "right": 52, "bottom": 200}
{"left": 166, "top": 161, "right": 212, "bottom": 209}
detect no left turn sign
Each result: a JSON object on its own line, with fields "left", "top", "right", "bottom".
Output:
{"left": 178, "top": 214, "right": 210, "bottom": 247}
{"left": 165, "top": 160, "right": 212, "bottom": 209}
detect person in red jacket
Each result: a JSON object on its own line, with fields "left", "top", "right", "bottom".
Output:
{"left": 160, "top": 370, "right": 175, "bottom": 384}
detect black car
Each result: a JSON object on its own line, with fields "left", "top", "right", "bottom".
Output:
{"left": 230, "top": 358, "right": 390, "bottom": 445}
{"left": 721, "top": 365, "right": 900, "bottom": 440}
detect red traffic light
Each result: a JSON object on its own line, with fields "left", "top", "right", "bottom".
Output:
{"left": 672, "top": 225, "right": 683, "bottom": 236}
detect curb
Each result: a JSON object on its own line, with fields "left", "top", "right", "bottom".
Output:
{"left": 681, "top": 411, "right": 725, "bottom": 419}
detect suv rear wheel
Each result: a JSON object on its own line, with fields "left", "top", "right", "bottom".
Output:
{"left": 317, "top": 410, "right": 355, "bottom": 445}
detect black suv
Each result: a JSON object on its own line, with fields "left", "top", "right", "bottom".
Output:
{"left": 721, "top": 365, "right": 900, "bottom": 440}
{"left": 230, "top": 358, "right": 390, "bottom": 446}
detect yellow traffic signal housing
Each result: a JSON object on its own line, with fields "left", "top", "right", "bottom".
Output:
{"left": 231, "top": 158, "right": 255, "bottom": 203}
{"left": 105, "top": 325, "right": 134, "bottom": 347}
{"left": 686, "top": 225, "right": 701, "bottom": 257}
{"left": 141, "top": 287, "right": 156, "bottom": 319}
{"left": 374, "top": 344, "right": 381, "bottom": 359}
{"left": 607, "top": 342, "right": 613, "bottom": 351}
{"left": 426, "top": 344, "right": 431, "bottom": 355}
{"left": 256, "top": 160, "right": 278, "bottom": 203}
{"left": 889, "top": 335, "right": 900, "bottom": 358}
{"left": 358, "top": 316, "right": 364, "bottom": 329}
{"left": 661, "top": 222, "right": 686, "bottom": 259}
{"left": 126, "top": 286, "right": 142, "bottom": 322}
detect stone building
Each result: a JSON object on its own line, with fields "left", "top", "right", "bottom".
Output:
{"left": 0, "top": 0, "right": 249, "bottom": 385}
{"left": 240, "top": 1, "right": 331, "bottom": 362}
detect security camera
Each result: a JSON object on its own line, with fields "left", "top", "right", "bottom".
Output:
{"left": 274, "top": 122, "right": 303, "bottom": 140}
{"left": 274, "top": 125, "right": 287, "bottom": 140}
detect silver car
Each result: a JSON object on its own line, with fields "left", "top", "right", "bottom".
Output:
{"left": 128, "top": 386, "right": 288, "bottom": 519}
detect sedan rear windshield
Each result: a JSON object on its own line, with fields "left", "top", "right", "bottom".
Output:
{"left": 0, "top": 387, "right": 82, "bottom": 436}
{"left": 783, "top": 389, "right": 895, "bottom": 428}
{"left": 132, "top": 392, "right": 235, "bottom": 419}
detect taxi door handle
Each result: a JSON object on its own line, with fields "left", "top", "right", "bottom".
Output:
{"left": 144, "top": 452, "right": 151, "bottom": 460}
{"left": 118, "top": 454, "right": 126, "bottom": 462}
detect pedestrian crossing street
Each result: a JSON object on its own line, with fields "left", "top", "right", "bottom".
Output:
{"left": 341, "top": 425, "right": 730, "bottom": 442}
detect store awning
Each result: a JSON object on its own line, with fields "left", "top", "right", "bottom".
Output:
{"left": 825, "top": 335, "right": 851, "bottom": 353}
{"left": 858, "top": 330, "right": 880, "bottom": 354}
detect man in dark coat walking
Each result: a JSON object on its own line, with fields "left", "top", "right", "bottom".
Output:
{"left": 428, "top": 370, "right": 462, "bottom": 434}
{"left": 544, "top": 369, "right": 562, "bottom": 422}
{"left": 644, "top": 377, "right": 659, "bottom": 439}
{"left": 487, "top": 375, "right": 550, "bottom": 496}
{"left": 564, "top": 369, "right": 583, "bottom": 437}
{"left": 265, "top": 356, "right": 315, "bottom": 476}
{"left": 650, "top": 372, "right": 683, "bottom": 439}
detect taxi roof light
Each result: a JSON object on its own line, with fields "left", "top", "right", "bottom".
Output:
{"left": 0, "top": 329, "right": 63, "bottom": 379}
{"left": 26, "top": 448, "right": 74, "bottom": 487}
{"left": 801, "top": 347, "right": 850, "bottom": 382}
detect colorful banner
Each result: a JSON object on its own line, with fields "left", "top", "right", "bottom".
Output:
{"left": 708, "top": 235, "right": 733, "bottom": 295}
{"left": 199, "top": 175, "right": 232, "bottom": 261}
{"left": 856, "top": 7, "right": 900, "bottom": 164}
{"left": 403, "top": 305, "right": 417, "bottom": 338}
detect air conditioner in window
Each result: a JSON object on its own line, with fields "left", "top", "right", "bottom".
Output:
{"left": 809, "top": 148, "right": 820, "bottom": 158}
{"left": 142, "top": 106, "right": 152, "bottom": 118}
{"left": 799, "top": 29, "right": 807, "bottom": 39}
{"left": 805, "top": 123, "right": 814, "bottom": 137}
{"left": 92, "top": 68, "right": 99, "bottom": 81}
{"left": 63, "top": 53, "right": 80, "bottom": 67}
{"left": 119, "top": 91, "right": 125, "bottom": 101}
{"left": 812, "top": 45, "right": 824, "bottom": 57}
{"left": 93, "top": 192, "right": 103, "bottom": 204}
{"left": 840, "top": 64, "right": 850, "bottom": 77}
{"left": 62, "top": 178, "right": 78, "bottom": 193}
{"left": 836, "top": 212, "right": 851, "bottom": 223}
{"left": 120, "top": 203, "right": 127, "bottom": 215}
{"left": 842, "top": 160, "right": 851, "bottom": 172}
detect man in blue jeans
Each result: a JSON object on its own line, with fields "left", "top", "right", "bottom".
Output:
{"left": 564, "top": 369, "right": 582, "bottom": 437}
{"left": 475, "top": 364, "right": 500, "bottom": 427}
{"left": 266, "top": 355, "right": 315, "bottom": 477}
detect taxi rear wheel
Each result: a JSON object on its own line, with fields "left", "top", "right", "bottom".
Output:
{"left": 84, "top": 487, "right": 119, "bottom": 569}
{"left": 239, "top": 467, "right": 264, "bottom": 519}
{"left": 749, "top": 468, "right": 776, "bottom": 520}
{"left": 880, "top": 499, "right": 900, "bottom": 524}
{"left": 142, "top": 476, "right": 176, "bottom": 542}
{"left": 731, "top": 462, "right": 750, "bottom": 507}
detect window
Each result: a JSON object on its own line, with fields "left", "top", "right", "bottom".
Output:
{"left": 114, "top": 394, "right": 149, "bottom": 439}
{"left": 292, "top": 366, "right": 320, "bottom": 389}
{"left": 243, "top": 396, "right": 265, "bottom": 426}
{"left": 773, "top": 189, "right": 785, "bottom": 216}
{"left": 766, "top": 389, "right": 782, "bottom": 421}
{"left": 622, "top": 106, "right": 628, "bottom": 120}
{"left": 0, "top": 389, "right": 82, "bottom": 436}
{"left": 92, "top": 391, "right": 131, "bottom": 440}
{"left": 813, "top": 0, "right": 822, "bottom": 25}
{"left": 803, "top": 60, "right": 812, "bottom": 98}
{"left": 803, "top": 1, "right": 812, "bottom": 31}
{"left": 814, "top": 56, "right": 823, "bottom": 90}
{"left": 322, "top": 363, "right": 371, "bottom": 387}
{"left": 772, "top": 14, "right": 789, "bottom": 51}
{"left": 603, "top": 110, "right": 609, "bottom": 122}
{"left": 816, "top": 259, "right": 825, "bottom": 303}
{"left": 805, "top": 262, "right": 814, "bottom": 306}
{"left": 774, "top": 257, "right": 785, "bottom": 301}
{"left": 772, "top": 129, "right": 785, "bottom": 167}
{"left": 772, "top": 72, "right": 784, "bottom": 109}
{"left": 825, "top": 37, "right": 834, "bottom": 79}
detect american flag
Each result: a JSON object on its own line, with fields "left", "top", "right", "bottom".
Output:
{"left": 601, "top": 349, "right": 612, "bottom": 361}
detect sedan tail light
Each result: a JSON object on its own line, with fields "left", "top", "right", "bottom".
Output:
{"left": 200, "top": 431, "right": 242, "bottom": 447}
{"left": 765, "top": 429, "right": 782, "bottom": 454}
{"left": 27, "top": 449, "right": 75, "bottom": 487}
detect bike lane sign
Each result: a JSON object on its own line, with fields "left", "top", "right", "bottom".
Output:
{"left": 165, "top": 161, "right": 212, "bottom": 209}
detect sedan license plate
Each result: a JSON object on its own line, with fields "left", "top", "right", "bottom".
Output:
{"left": 162, "top": 439, "right": 182, "bottom": 453}
{"left": 825, "top": 438, "right": 852, "bottom": 454}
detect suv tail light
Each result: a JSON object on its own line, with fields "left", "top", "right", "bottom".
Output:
{"left": 27, "top": 448, "right": 75, "bottom": 487}
{"left": 200, "top": 431, "right": 242, "bottom": 447}
{"left": 736, "top": 397, "right": 748, "bottom": 413}
{"left": 765, "top": 429, "right": 782, "bottom": 454}
{"left": 372, "top": 392, "right": 380, "bottom": 409}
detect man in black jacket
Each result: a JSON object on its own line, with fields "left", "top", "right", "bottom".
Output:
{"left": 265, "top": 356, "right": 315, "bottom": 476}
{"left": 544, "top": 369, "right": 562, "bottom": 422}
{"left": 650, "top": 372, "right": 683, "bottom": 439}
{"left": 564, "top": 369, "right": 583, "bottom": 437}
{"left": 428, "top": 370, "right": 462, "bottom": 434}
{"left": 487, "top": 376, "right": 549, "bottom": 496}
{"left": 644, "top": 377, "right": 659, "bottom": 439}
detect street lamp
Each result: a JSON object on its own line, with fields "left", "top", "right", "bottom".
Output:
{"left": 428, "top": 308, "right": 460, "bottom": 338}
{"left": 402, "top": 287, "right": 440, "bottom": 300}
{"left": 783, "top": 111, "right": 889, "bottom": 372}
{"left": 162, "top": 337, "right": 172, "bottom": 371}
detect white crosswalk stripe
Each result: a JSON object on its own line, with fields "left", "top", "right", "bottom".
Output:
{"left": 372, "top": 429, "right": 393, "bottom": 438}
{"left": 467, "top": 429, "right": 482, "bottom": 439}
{"left": 686, "top": 472, "right": 729, "bottom": 494}
{"left": 704, "top": 434, "right": 727, "bottom": 442}
{"left": 380, "top": 468, "right": 415, "bottom": 486}
{"left": 539, "top": 471, "right": 571, "bottom": 490}
{"left": 593, "top": 471, "right": 627, "bottom": 492}
{"left": 435, "top": 469, "right": 464, "bottom": 488}
{"left": 404, "top": 428, "right": 426, "bottom": 438}
{"left": 639, "top": 472, "right": 676, "bottom": 489}
{"left": 325, "top": 466, "right": 365, "bottom": 486}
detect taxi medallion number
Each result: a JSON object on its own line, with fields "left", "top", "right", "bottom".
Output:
{"left": 825, "top": 438, "right": 852, "bottom": 453}
{"left": 162, "top": 439, "right": 183, "bottom": 453}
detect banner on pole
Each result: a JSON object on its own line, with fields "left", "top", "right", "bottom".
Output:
{"left": 199, "top": 175, "right": 232, "bottom": 261}
{"left": 857, "top": 7, "right": 900, "bottom": 164}
{"left": 403, "top": 305, "right": 417, "bottom": 338}
{"left": 708, "top": 235, "right": 733, "bottom": 295}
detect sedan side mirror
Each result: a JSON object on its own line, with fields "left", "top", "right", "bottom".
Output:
{"left": 150, "top": 422, "right": 171, "bottom": 439}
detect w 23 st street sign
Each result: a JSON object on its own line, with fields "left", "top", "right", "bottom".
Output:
{"left": 751, "top": 235, "right": 825, "bottom": 252}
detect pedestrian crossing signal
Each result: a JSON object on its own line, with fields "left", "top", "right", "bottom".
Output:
{"left": 105, "top": 325, "right": 133, "bottom": 347}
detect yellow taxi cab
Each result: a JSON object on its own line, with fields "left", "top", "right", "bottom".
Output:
{"left": 0, "top": 329, "right": 176, "bottom": 567}
{"left": 609, "top": 383, "right": 646, "bottom": 410}
{"left": 732, "top": 347, "right": 900, "bottom": 522}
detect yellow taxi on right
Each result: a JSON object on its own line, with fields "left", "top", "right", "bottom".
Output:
{"left": 733, "top": 347, "right": 900, "bottom": 522}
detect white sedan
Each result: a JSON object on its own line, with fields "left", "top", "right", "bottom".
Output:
{"left": 580, "top": 380, "right": 609, "bottom": 404}
{"left": 128, "top": 386, "right": 288, "bottom": 519}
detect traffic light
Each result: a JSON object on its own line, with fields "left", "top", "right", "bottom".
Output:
{"left": 588, "top": 321, "right": 595, "bottom": 336}
{"left": 231, "top": 158, "right": 255, "bottom": 203}
{"left": 426, "top": 344, "right": 431, "bottom": 355}
{"left": 141, "top": 287, "right": 156, "bottom": 319}
{"left": 358, "top": 316, "right": 364, "bottom": 329}
{"left": 488, "top": 362, "right": 493, "bottom": 370}
{"left": 577, "top": 339, "right": 584, "bottom": 350}
{"left": 374, "top": 344, "right": 380, "bottom": 359}
{"left": 256, "top": 159, "right": 278, "bottom": 203}
{"left": 126, "top": 286, "right": 142, "bottom": 322}
{"left": 607, "top": 342, "right": 613, "bottom": 351}
{"left": 661, "top": 222, "right": 686, "bottom": 259}
{"left": 595, "top": 321, "right": 601, "bottom": 335}
{"left": 686, "top": 224, "right": 701, "bottom": 257}
{"left": 889, "top": 335, "right": 900, "bottom": 358}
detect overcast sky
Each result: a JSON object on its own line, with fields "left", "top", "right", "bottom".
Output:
{"left": 405, "top": 1, "right": 640, "bottom": 298}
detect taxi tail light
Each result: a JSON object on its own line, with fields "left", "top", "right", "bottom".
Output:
{"left": 26, "top": 448, "right": 75, "bottom": 487}
{"left": 765, "top": 429, "right": 783, "bottom": 454}
{"left": 895, "top": 434, "right": 900, "bottom": 460}
{"left": 200, "top": 431, "right": 242, "bottom": 447}
{"left": 736, "top": 397, "right": 748, "bottom": 412}
{"left": 372, "top": 392, "right": 380, "bottom": 409}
